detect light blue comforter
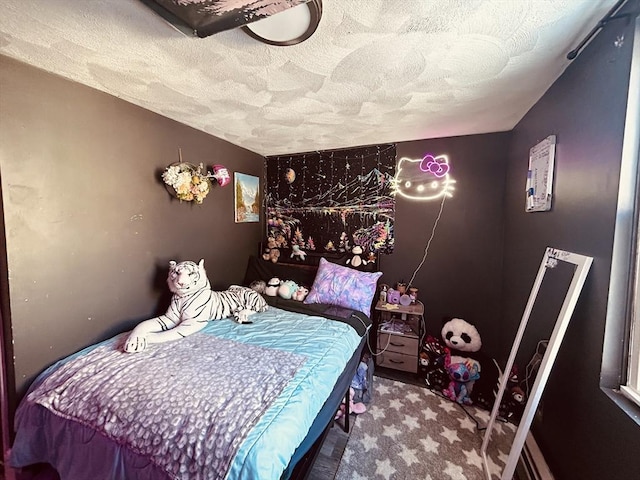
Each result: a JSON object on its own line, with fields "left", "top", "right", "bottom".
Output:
{"left": 11, "top": 307, "right": 362, "bottom": 480}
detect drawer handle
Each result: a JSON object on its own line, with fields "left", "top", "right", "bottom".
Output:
{"left": 389, "top": 359, "right": 404, "bottom": 364}
{"left": 390, "top": 342, "right": 405, "bottom": 347}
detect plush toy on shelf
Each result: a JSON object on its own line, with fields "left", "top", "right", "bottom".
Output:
{"left": 274, "top": 234, "right": 287, "bottom": 248}
{"left": 290, "top": 245, "right": 307, "bottom": 261}
{"left": 265, "top": 277, "right": 280, "bottom": 297}
{"left": 268, "top": 249, "right": 280, "bottom": 263}
{"left": 292, "top": 285, "right": 309, "bottom": 301}
{"left": 346, "top": 245, "right": 367, "bottom": 268}
{"left": 277, "top": 280, "right": 298, "bottom": 300}
{"left": 262, "top": 236, "right": 280, "bottom": 263}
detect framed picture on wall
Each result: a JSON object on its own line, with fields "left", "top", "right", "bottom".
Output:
{"left": 526, "top": 135, "right": 556, "bottom": 212}
{"left": 234, "top": 173, "right": 260, "bottom": 223}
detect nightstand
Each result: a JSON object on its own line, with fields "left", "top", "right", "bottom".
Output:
{"left": 373, "top": 300, "right": 424, "bottom": 374}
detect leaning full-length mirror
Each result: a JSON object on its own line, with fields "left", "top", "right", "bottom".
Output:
{"left": 481, "top": 247, "right": 593, "bottom": 479}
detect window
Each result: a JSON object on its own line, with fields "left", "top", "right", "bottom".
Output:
{"left": 621, "top": 230, "right": 640, "bottom": 406}
{"left": 602, "top": 13, "right": 640, "bottom": 417}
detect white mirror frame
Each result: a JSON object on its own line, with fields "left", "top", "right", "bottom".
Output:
{"left": 481, "top": 247, "right": 593, "bottom": 479}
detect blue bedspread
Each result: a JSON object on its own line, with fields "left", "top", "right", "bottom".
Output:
{"left": 10, "top": 307, "right": 363, "bottom": 480}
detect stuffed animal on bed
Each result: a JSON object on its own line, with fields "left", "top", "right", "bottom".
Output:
{"left": 233, "top": 308, "right": 256, "bottom": 324}
{"left": 124, "top": 259, "right": 268, "bottom": 353}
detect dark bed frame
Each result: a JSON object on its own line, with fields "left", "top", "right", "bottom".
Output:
{"left": 242, "top": 253, "right": 375, "bottom": 480}
{"left": 285, "top": 338, "right": 363, "bottom": 480}
{"left": 13, "top": 253, "right": 375, "bottom": 480}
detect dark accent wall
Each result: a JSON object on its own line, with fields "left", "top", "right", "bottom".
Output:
{"left": 0, "top": 56, "right": 264, "bottom": 418}
{"left": 501, "top": 3, "right": 640, "bottom": 479}
{"left": 384, "top": 133, "right": 510, "bottom": 357}
{"left": 2, "top": 4, "right": 639, "bottom": 475}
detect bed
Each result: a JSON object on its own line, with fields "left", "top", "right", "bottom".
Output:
{"left": 9, "top": 254, "right": 379, "bottom": 480}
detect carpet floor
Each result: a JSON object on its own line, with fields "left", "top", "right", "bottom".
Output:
{"left": 331, "top": 376, "right": 516, "bottom": 480}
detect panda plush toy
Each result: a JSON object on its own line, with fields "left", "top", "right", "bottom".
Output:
{"left": 441, "top": 317, "right": 500, "bottom": 410}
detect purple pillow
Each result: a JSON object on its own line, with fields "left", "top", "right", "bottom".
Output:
{"left": 304, "top": 258, "right": 382, "bottom": 317}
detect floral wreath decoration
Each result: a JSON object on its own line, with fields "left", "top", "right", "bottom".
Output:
{"left": 162, "top": 162, "right": 230, "bottom": 204}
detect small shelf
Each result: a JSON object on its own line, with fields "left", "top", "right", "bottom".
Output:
{"left": 374, "top": 300, "right": 424, "bottom": 316}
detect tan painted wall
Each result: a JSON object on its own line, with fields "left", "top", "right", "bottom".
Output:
{"left": 0, "top": 56, "right": 264, "bottom": 408}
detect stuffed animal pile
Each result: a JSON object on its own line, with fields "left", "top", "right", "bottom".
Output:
{"left": 419, "top": 318, "right": 502, "bottom": 411}
{"left": 440, "top": 317, "right": 500, "bottom": 410}
{"left": 262, "top": 237, "right": 281, "bottom": 263}
{"left": 261, "top": 277, "right": 309, "bottom": 302}
{"left": 262, "top": 236, "right": 308, "bottom": 264}
{"left": 498, "top": 366, "right": 527, "bottom": 421}
{"left": 418, "top": 317, "right": 527, "bottom": 420}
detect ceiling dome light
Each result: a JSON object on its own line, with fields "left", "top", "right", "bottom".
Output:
{"left": 243, "top": 0, "right": 322, "bottom": 46}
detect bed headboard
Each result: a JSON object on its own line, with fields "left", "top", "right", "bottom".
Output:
{"left": 242, "top": 249, "right": 379, "bottom": 289}
{"left": 242, "top": 251, "right": 380, "bottom": 334}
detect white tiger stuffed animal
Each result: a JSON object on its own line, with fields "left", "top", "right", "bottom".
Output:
{"left": 124, "top": 259, "right": 268, "bottom": 353}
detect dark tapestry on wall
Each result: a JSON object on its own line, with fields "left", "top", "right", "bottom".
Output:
{"left": 265, "top": 144, "right": 396, "bottom": 259}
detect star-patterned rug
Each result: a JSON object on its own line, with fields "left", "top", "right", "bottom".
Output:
{"left": 334, "top": 377, "right": 517, "bottom": 480}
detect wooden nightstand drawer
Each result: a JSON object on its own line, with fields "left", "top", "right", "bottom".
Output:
{"left": 377, "top": 351, "right": 418, "bottom": 373}
{"left": 377, "top": 332, "right": 419, "bottom": 356}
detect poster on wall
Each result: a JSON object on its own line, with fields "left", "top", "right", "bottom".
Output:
{"left": 234, "top": 173, "right": 260, "bottom": 223}
{"left": 265, "top": 144, "right": 396, "bottom": 257}
{"left": 526, "top": 135, "right": 556, "bottom": 212}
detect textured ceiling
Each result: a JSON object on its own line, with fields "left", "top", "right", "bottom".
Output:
{"left": 0, "top": 0, "right": 617, "bottom": 156}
